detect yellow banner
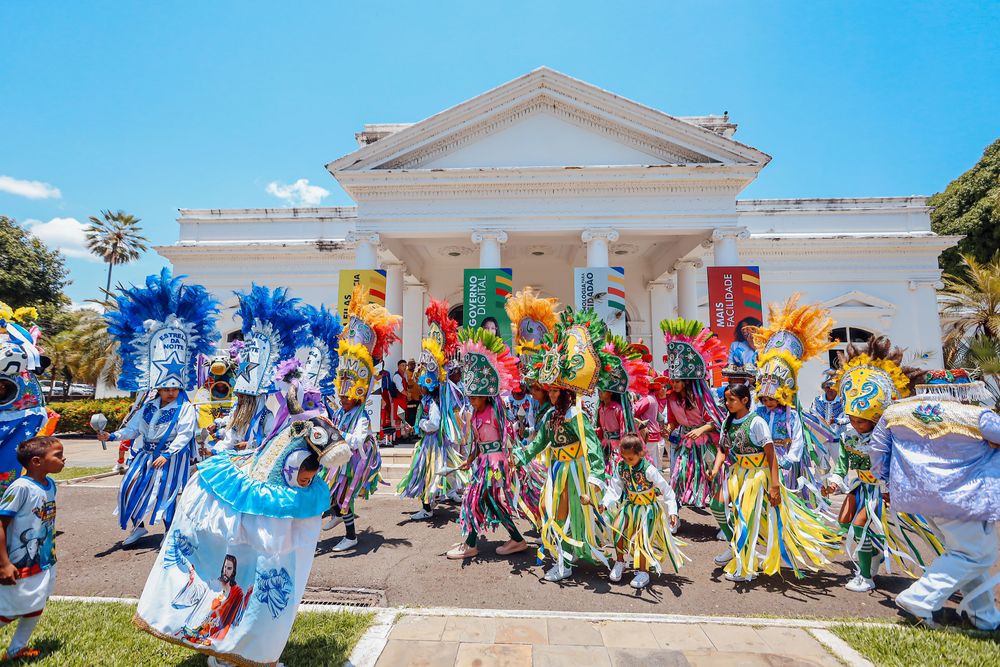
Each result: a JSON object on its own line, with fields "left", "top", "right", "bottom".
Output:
{"left": 337, "top": 269, "right": 387, "bottom": 321}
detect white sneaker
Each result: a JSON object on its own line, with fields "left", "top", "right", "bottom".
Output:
{"left": 670, "top": 518, "right": 680, "bottom": 535}
{"left": 122, "top": 525, "right": 148, "bottom": 546}
{"left": 543, "top": 563, "right": 573, "bottom": 582}
{"left": 112, "top": 463, "right": 126, "bottom": 474}
{"left": 716, "top": 529, "right": 726, "bottom": 541}
{"left": 609, "top": 561, "right": 624, "bottom": 582}
{"left": 447, "top": 490, "right": 463, "bottom": 503}
{"left": 330, "top": 537, "right": 358, "bottom": 552}
{"left": 410, "top": 508, "right": 434, "bottom": 521}
{"left": 724, "top": 571, "right": 754, "bottom": 582}
{"left": 322, "top": 515, "right": 344, "bottom": 531}
{"left": 714, "top": 548, "right": 734, "bottom": 566}
{"left": 846, "top": 575, "right": 875, "bottom": 593}
{"left": 630, "top": 571, "right": 651, "bottom": 589}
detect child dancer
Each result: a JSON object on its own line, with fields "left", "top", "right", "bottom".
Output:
{"left": 710, "top": 383, "right": 840, "bottom": 582}
{"left": 0, "top": 436, "right": 63, "bottom": 661}
{"left": 596, "top": 390, "right": 625, "bottom": 474}
{"left": 601, "top": 434, "right": 686, "bottom": 589}
{"left": 596, "top": 337, "right": 651, "bottom": 474}
{"left": 447, "top": 328, "right": 528, "bottom": 559}
{"left": 325, "top": 286, "right": 401, "bottom": 552}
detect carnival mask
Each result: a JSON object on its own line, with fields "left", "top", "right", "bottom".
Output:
{"left": 840, "top": 364, "right": 894, "bottom": 423}
{"left": 556, "top": 324, "right": 599, "bottom": 394}
{"left": 665, "top": 340, "right": 706, "bottom": 381}
{"left": 462, "top": 350, "right": 500, "bottom": 397}
{"left": 762, "top": 329, "right": 805, "bottom": 358}
{"left": 517, "top": 317, "right": 547, "bottom": 352}
{"left": 334, "top": 350, "right": 373, "bottom": 402}
{"left": 234, "top": 321, "right": 279, "bottom": 395}
{"left": 756, "top": 355, "right": 797, "bottom": 406}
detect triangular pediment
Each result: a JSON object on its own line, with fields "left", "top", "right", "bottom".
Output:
{"left": 327, "top": 67, "right": 770, "bottom": 174}
{"left": 822, "top": 290, "right": 896, "bottom": 311}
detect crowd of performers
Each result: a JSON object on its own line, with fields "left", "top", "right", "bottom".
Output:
{"left": 0, "top": 269, "right": 998, "bottom": 666}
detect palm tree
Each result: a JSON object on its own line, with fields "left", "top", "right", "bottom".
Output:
{"left": 85, "top": 210, "right": 149, "bottom": 296}
{"left": 66, "top": 307, "right": 121, "bottom": 387}
{"left": 949, "top": 334, "right": 1000, "bottom": 408}
{"left": 939, "top": 252, "right": 1000, "bottom": 363}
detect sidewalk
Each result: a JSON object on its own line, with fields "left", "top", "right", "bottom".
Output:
{"left": 351, "top": 608, "right": 872, "bottom": 667}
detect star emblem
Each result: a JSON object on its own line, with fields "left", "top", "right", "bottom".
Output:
{"left": 151, "top": 351, "right": 187, "bottom": 386}
{"left": 236, "top": 358, "right": 259, "bottom": 382}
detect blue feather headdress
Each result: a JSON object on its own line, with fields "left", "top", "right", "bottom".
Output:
{"left": 300, "top": 304, "right": 343, "bottom": 396}
{"left": 232, "top": 284, "right": 309, "bottom": 395}
{"left": 107, "top": 268, "right": 221, "bottom": 392}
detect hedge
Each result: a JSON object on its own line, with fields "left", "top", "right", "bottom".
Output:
{"left": 51, "top": 397, "right": 134, "bottom": 434}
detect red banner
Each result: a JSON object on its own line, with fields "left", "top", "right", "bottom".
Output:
{"left": 707, "top": 266, "right": 762, "bottom": 383}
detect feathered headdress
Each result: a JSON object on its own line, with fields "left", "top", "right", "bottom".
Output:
{"left": 424, "top": 299, "right": 459, "bottom": 358}
{"left": 107, "top": 269, "right": 221, "bottom": 392}
{"left": 504, "top": 287, "right": 559, "bottom": 359}
{"left": 457, "top": 327, "right": 520, "bottom": 397}
{"left": 335, "top": 285, "right": 402, "bottom": 402}
{"left": 527, "top": 308, "right": 606, "bottom": 395}
{"left": 232, "top": 284, "right": 309, "bottom": 396}
{"left": 300, "top": 304, "right": 344, "bottom": 397}
{"left": 659, "top": 318, "right": 727, "bottom": 381}
{"left": 598, "top": 335, "right": 651, "bottom": 395}
{"left": 751, "top": 294, "right": 837, "bottom": 406}
{"left": 833, "top": 335, "right": 923, "bottom": 423}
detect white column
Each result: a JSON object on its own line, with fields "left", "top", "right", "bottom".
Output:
{"left": 908, "top": 278, "right": 945, "bottom": 367}
{"left": 648, "top": 276, "right": 677, "bottom": 371}
{"left": 711, "top": 228, "right": 749, "bottom": 266}
{"left": 581, "top": 228, "right": 620, "bottom": 267}
{"left": 347, "top": 231, "right": 380, "bottom": 269}
{"left": 674, "top": 258, "right": 703, "bottom": 321}
{"left": 402, "top": 282, "right": 426, "bottom": 363}
{"left": 471, "top": 230, "right": 508, "bottom": 269}
{"left": 383, "top": 262, "right": 405, "bottom": 366}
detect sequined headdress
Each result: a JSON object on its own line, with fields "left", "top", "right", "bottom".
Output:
{"left": 505, "top": 287, "right": 559, "bottom": 362}
{"left": 751, "top": 294, "right": 837, "bottom": 407}
{"left": 457, "top": 327, "right": 520, "bottom": 397}
{"left": 527, "top": 308, "right": 605, "bottom": 395}
{"left": 231, "top": 284, "right": 308, "bottom": 396}
{"left": 300, "top": 304, "right": 344, "bottom": 397}
{"left": 106, "top": 269, "right": 221, "bottom": 392}
{"left": 0, "top": 303, "right": 46, "bottom": 413}
{"left": 334, "top": 285, "right": 402, "bottom": 403}
{"left": 659, "top": 318, "right": 727, "bottom": 382}
{"left": 597, "top": 336, "right": 651, "bottom": 395}
{"left": 416, "top": 299, "right": 458, "bottom": 391}
{"left": 832, "top": 336, "right": 923, "bottom": 423}
{"left": 914, "top": 369, "right": 991, "bottom": 405}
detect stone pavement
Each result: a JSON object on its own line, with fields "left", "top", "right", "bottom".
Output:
{"left": 355, "top": 609, "right": 871, "bottom": 667}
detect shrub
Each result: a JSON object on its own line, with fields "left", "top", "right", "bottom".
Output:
{"left": 51, "top": 397, "right": 134, "bottom": 434}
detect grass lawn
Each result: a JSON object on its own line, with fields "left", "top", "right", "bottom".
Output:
{"left": 832, "top": 622, "right": 1000, "bottom": 667}
{"left": 0, "top": 600, "right": 373, "bottom": 666}
{"left": 51, "top": 467, "right": 112, "bottom": 481}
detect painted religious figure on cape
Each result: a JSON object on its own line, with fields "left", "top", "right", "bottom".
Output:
{"left": 174, "top": 554, "right": 247, "bottom": 646}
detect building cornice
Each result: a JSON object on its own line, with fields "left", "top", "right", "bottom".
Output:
{"left": 177, "top": 207, "right": 357, "bottom": 222}
{"left": 156, "top": 241, "right": 356, "bottom": 263}
{"left": 736, "top": 197, "right": 930, "bottom": 215}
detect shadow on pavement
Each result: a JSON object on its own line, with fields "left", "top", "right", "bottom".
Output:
{"left": 315, "top": 528, "right": 412, "bottom": 558}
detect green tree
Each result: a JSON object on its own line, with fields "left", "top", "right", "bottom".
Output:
{"left": 939, "top": 252, "right": 1000, "bottom": 361}
{"left": 85, "top": 209, "right": 149, "bottom": 295}
{"left": 930, "top": 137, "right": 1000, "bottom": 275}
{"left": 0, "top": 215, "right": 71, "bottom": 311}
{"left": 65, "top": 307, "right": 120, "bottom": 386}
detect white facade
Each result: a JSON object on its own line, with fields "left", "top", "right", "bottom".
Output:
{"left": 158, "top": 68, "right": 956, "bottom": 402}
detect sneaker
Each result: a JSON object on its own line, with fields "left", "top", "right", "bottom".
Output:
{"left": 895, "top": 594, "right": 938, "bottom": 627}
{"left": 670, "top": 518, "right": 680, "bottom": 535}
{"left": 609, "top": 561, "right": 624, "bottom": 582}
{"left": 330, "top": 537, "right": 358, "bottom": 553}
{"left": 322, "top": 515, "right": 344, "bottom": 531}
{"left": 630, "top": 571, "right": 651, "bottom": 589}
{"left": 112, "top": 463, "right": 126, "bottom": 474}
{"left": 447, "top": 490, "right": 463, "bottom": 503}
{"left": 724, "top": 571, "right": 754, "bottom": 582}
{"left": 122, "top": 525, "right": 148, "bottom": 546}
{"left": 713, "top": 548, "right": 734, "bottom": 566}
{"left": 716, "top": 529, "right": 727, "bottom": 542}
{"left": 543, "top": 563, "right": 573, "bottom": 582}
{"left": 496, "top": 540, "right": 529, "bottom": 556}
{"left": 410, "top": 508, "right": 434, "bottom": 521}
{"left": 1, "top": 648, "right": 41, "bottom": 661}
{"left": 446, "top": 543, "right": 478, "bottom": 560}
{"left": 846, "top": 575, "right": 876, "bottom": 593}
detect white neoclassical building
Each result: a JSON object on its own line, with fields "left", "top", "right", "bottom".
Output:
{"left": 159, "top": 67, "right": 956, "bottom": 400}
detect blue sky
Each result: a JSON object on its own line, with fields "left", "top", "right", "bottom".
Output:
{"left": 3, "top": 2, "right": 998, "bottom": 303}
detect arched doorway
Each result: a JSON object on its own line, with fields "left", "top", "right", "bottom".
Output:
{"left": 828, "top": 325, "right": 875, "bottom": 368}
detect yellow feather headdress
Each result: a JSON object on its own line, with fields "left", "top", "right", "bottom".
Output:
{"left": 335, "top": 285, "right": 402, "bottom": 402}
{"left": 504, "top": 287, "right": 559, "bottom": 359}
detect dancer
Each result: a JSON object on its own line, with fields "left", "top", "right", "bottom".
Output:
{"left": 660, "top": 319, "right": 726, "bottom": 510}
{"left": 709, "top": 383, "right": 840, "bottom": 582}
{"left": 0, "top": 304, "right": 50, "bottom": 495}
{"left": 0, "top": 436, "right": 63, "bottom": 661}
{"left": 514, "top": 309, "right": 610, "bottom": 582}
{"left": 752, "top": 295, "right": 838, "bottom": 505}
{"left": 822, "top": 336, "right": 941, "bottom": 593}
{"left": 596, "top": 336, "right": 650, "bottom": 474}
{"left": 398, "top": 299, "right": 466, "bottom": 519}
{"left": 447, "top": 328, "right": 529, "bottom": 559}
{"left": 601, "top": 434, "right": 687, "bottom": 589}
{"left": 325, "top": 286, "right": 401, "bottom": 552}
{"left": 811, "top": 370, "right": 847, "bottom": 434}
{"left": 213, "top": 285, "right": 308, "bottom": 452}
{"left": 134, "top": 406, "right": 350, "bottom": 665}
{"left": 871, "top": 370, "right": 1000, "bottom": 630}
{"left": 98, "top": 270, "right": 219, "bottom": 546}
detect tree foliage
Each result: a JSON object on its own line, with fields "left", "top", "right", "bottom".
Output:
{"left": 930, "top": 137, "right": 1000, "bottom": 275}
{"left": 0, "top": 215, "right": 71, "bottom": 312}
{"left": 85, "top": 209, "right": 148, "bottom": 293}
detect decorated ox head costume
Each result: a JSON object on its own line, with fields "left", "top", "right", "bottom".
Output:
{"left": 527, "top": 308, "right": 606, "bottom": 396}
{"left": 750, "top": 295, "right": 837, "bottom": 407}
{"left": 106, "top": 269, "right": 221, "bottom": 395}
{"left": 334, "top": 285, "right": 401, "bottom": 405}
{"left": 832, "top": 336, "right": 924, "bottom": 424}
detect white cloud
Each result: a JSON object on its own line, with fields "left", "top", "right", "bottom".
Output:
{"left": 265, "top": 178, "right": 330, "bottom": 206}
{"left": 0, "top": 175, "right": 62, "bottom": 199}
{"left": 24, "top": 217, "right": 99, "bottom": 262}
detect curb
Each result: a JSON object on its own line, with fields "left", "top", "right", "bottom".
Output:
{"left": 57, "top": 470, "right": 120, "bottom": 486}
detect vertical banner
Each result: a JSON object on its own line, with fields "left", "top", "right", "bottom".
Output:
{"left": 574, "top": 267, "right": 627, "bottom": 339}
{"left": 707, "top": 266, "right": 762, "bottom": 383}
{"left": 337, "top": 269, "right": 387, "bottom": 322}
{"left": 463, "top": 268, "right": 513, "bottom": 347}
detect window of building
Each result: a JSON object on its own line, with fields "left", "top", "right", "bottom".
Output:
{"left": 828, "top": 326, "right": 874, "bottom": 368}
